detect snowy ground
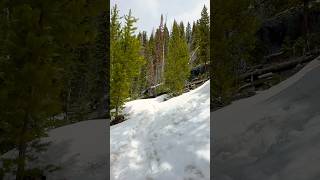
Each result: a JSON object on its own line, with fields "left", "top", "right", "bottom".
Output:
{"left": 213, "top": 57, "right": 320, "bottom": 180}
{"left": 1, "top": 120, "right": 108, "bottom": 180}
{"left": 111, "top": 81, "right": 210, "bottom": 180}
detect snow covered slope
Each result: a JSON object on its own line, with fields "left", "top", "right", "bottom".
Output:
{"left": 111, "top": 81, "right": 210, "bottom": 180}
{"left": 213, "top": 58, "right": 320, "bottom": 180}
{"left": 2, "top": 120, "right": 108, "bottom": 180}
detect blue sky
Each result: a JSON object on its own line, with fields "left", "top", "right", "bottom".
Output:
{"left": 110, "top": 0, "right": 210, "bottom": 36}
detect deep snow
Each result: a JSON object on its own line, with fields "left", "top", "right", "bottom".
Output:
{"left": 111, "top": 81, "right": 210, "bottom": 180}
{"left": 213, "top": 57, "right": 320, "bottom": 180}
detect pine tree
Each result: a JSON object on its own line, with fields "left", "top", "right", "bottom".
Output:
{"left": 179, "top": 21, "right": 185, "bottom": 39}
{"left": 146, "top": 31, "right": 156, "bottom": 94}
{"left": 197, "top": 5, "right": 210, "bottom": 66}
{"left": 0, "top": 0, "right": 104, "bottom": 178}
{"left": 0, "top": 2, "right": 62, "bottom": 178}
{"left": 93, "top": 10, "right": 108, "bottom": 119}
{"left": 110, "top": 7, "right": 144, "bottom": 117}
{"left": 164, "top": 23, "right": 170, "bottom": 58}
{"left": 138, "top": 31, "right": 149, "bottom": 93}
{"left": 191, "top": 21, "right": 198, "bottom": 51}
{"left": 131, "top": 31, "right": 148, "bottom": 98}
{"left": 212, "top": 0, "right": 258, "bottom": 104}
{"left": 110, "top": 5, "right": 123, "bottom": 117}
{"left": 290, "top": 0, "right": 310, "bottom": 53}
{"left": 57, "top": 0, "right": 106, "bottom": 122}
{"left": 186, "top": 22, "right": 192, "bottom": 46}
{"left": 165, "top": 21, "right": 190, "bottom": 95}
{"left": 190, "top": 21, "right": 201, "bottom": 66}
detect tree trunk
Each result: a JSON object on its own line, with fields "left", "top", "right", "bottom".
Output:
{"left": 303, "top": 0, "right": 310, "bottom": 53}
{"left": 16, "top": 113, "right": 30, "bottom": 180}
{"left": 239, "top": 54, "right": 315, "bottom": 80}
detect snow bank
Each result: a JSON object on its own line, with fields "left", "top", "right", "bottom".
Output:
{"left": 111, "top": 81, "right": 210, "bottom": 180}
{"left": 213, "top": 58, "right": 320, "bottom": 180}
{"left": 2, "top": 120, "right": 108, "bottom": 180}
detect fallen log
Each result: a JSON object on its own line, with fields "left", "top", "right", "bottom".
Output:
{"left": 186, "top": 78, "right": 208, "bottom": 87}
{"left": 238, "top": 76, "right": 273, "bottom": 92}
{"left": 258, "top": 72, "right": 273, "bottom": 79}
{"left": 238, "top": 83, "right": 252, "bottom": 92}
{"left": 263, "top": 51, "right": 285, "bottom": 63}
{"left": 239, "top": 54, "right": 316, "bottom": 80}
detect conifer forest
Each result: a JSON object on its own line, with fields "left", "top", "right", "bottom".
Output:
{"left": 110, "top": 4, "right": 210, "bottom": 122}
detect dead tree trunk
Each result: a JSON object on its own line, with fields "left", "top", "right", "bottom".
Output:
{"left": 239, "top": 54, "right": 315, "bottom": 80}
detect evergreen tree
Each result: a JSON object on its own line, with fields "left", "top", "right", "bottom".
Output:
{"left": 131, "top": 31, "right": 148, "bottom": 97}
{"left": 0, "top": 0, "right": 104, "bottom": 178}
{"left": 165, "top": 21, "right": 190, "bottom": 94}
{"left": 191, "top": 21, "right": 199, "bottom": 51}
{"left": 197, "top": 5, "right": 210, "bottom": 66}
{"left": 186, "top": 22, "right": 192, "bottom": 46}
{"left": 212, "top": 0, "right": 258, "bottom": 104}
{"left": 110, "top": 7, "right": 144, "bottom": 117}
{"left": 179, "top": 21, "right": 185, "bottom": 39}
{"left": 0, "top": 2, "right": 62, "bottom": 178}
{"left": 164, "top": 23, "right": 170, "bottom": 58}
{"left": 190, "top": 21, "right": 201, "bottom": 66}
{"left": 92, "top": 10, "right": 108, "bottom": 119}
{"left": 146, "top": 31, "right": 156, "bottom": 93}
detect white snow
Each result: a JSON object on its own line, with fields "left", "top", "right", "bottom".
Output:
{"left": 213, "top": 57, "right": 320, "bottom": 180}
{"left": 111, "top": 81, "right": 210, "bottom": 180}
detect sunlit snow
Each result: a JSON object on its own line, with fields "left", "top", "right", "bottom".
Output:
{"left": 111, "top": 81, "right": 210, "bottom": 180}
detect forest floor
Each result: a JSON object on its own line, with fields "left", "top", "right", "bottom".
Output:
{"left": 110, "top": 81, "right": 210, "bottom": 180}
{"left": 213, "top": 57, "right": 320, "bottom": 180}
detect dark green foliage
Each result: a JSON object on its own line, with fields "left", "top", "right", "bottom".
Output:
{"left": 197, "top": 6, "right": 210, "bottom": 66}
{"left": 0, "top": 0, "right": 105, "bottom": 178}
{"left": 189, "top": 6, "right": 210, "bottom": 68}
{"left": 110, "top": 6, "right": 145, "bottom": 117}
{"left": 179, "top": 21, "right": 185, "bottom": 39}
{"left": 131, "top": 31, "right": 149, "bottom": 98}
{"left": 212, "top": 0, "right": 259, "bottom": 104}
{"left": 165, "top": 21, "right": 190, "bottom": 95}
{"left": 186, "top": 22, "right": 192, "bottom": 45}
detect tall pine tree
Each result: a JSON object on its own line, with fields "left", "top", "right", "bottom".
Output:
{"left": 186, "top": 22, "right": 192, "bottom": 46}
{"left": 165, "top": 21, "right": 190, "bottom": 95}
{"left": 110, "top": 7, "right": 144, "bottom": 117}
{"left": 197, "top": 5, "right": 210, "bottom": 67}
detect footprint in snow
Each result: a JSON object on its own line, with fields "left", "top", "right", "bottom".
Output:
{"left": 184, "top": 164, "right": 205, "bottom": 179}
